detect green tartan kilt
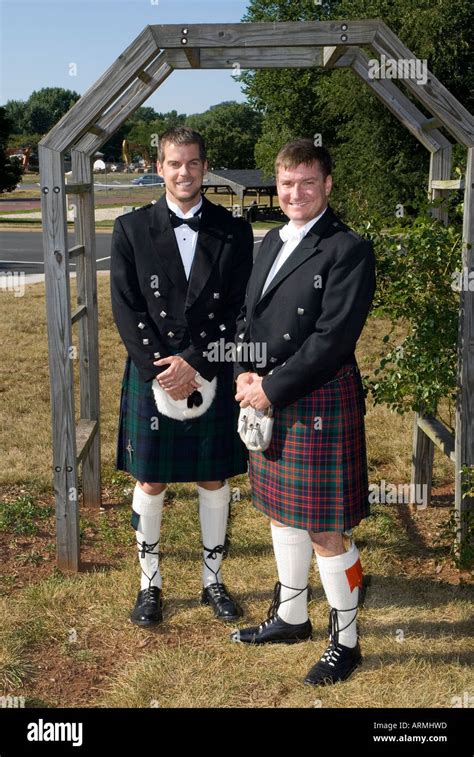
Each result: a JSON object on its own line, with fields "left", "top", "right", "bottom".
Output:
{"left": 116, "top": 357, "right": 248, "bottom": 483}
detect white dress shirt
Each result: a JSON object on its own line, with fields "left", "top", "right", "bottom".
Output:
{"left": 166, "top": 196, "right": 203, "bottom": 279}
{"left": 261, "top": 207, "right": 328, "bottom": 295}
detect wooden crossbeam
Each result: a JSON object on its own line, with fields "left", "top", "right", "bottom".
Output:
{"left": 71, "top": 304, "right": 87, "bottom": 325}
{"left": 40, "top": 26, "right": 159, "bottom": 152}
{"left": 69, "top": 245, "right": 85, "bottom": 259}
{"left": 421, "top": 118, "right": 443, "bottom": 132}
{"left": 417, "top": 415, "right": 455, "bottom": 461}
{"left": 372, "top": 22, "right": 474, "bottom": 147}
{"left": 323, "top": 45, "right": 348, "bottom": 67}
{"left": 345, "top": 48, "right": 451, "bottom": 153}
{"left": 430, "top": 179, "right": 465, "bottom": 190}
{"left": 166, "top": 46, "right": 324, "bottom": 69}
{"left": 151, "top": 20, "right": 379, "bottom": 49}
{"left": 65, "top": 183, "right": 91, "bottom": 195}
{"left": 72, "top": 54, "right": 171, "bottom": 156}
{"left": 76, "top": 419, "right": 99, "bottom": 464}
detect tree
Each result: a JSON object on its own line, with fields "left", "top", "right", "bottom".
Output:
{"left": 0, "top": 108, "right": 22, "bottom": 192}
{"left": 186, "top": 101, "right": 263, "bottom": 169}
{"left": 24, "top": 88, "right": 80, "bottom": 134}
{"left": 240, "top": 0, "right": 473, "bottom": 222}
{"left": 3, "top": 100, "right": 29, "bottom": 135}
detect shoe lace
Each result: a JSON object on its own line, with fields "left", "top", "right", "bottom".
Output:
{"left": 141, "top": 586, "right": 160, "bottom": 606}
{"left": 328, "top": 605, "right": 358, "bottom": 646}
{"left": 320, "top": 637, "right": 343, "bottom": 668}
{"left": 136, "top": 538, "right": 160, "bottom": 588}
{"left": 206, "top": 582, "right": 229, "bottom": 600}
{"left": 202, "top": 538, "right": 229, "bottom": 584}
{"left": 258, "top": 581, "right": 309, "bottom": 630}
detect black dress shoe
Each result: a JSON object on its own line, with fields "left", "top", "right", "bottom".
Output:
{"left": 130, "top": 587, "right": 163, "bottom": 627}
{"left": 304, "top": 640, "right": 362, "bottom": 685}
{"left": 230, "top": 580, "right": 312, "bottom": 644}
{"left": 231, "top": 613, "right": 312, "bottom": 644}
{"left": 201, "top": 583, "right": 243, "bottom": 621}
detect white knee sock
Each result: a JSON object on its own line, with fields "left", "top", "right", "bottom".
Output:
{"left": 132, "top": 483, "right": 165, "bottom": 590}
{"left": 271, "top": 523, "right": 313, "bottom": 625}
{"left": 198, "top": 482, "right": 230, "bottom": 587}
{"left": 315, "top": 541, "right": 363, "bottom": 648}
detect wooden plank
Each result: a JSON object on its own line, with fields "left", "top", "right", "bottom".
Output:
{"left": 69, "top": 244, "right": 85, "bottom": 259}
{"left": 429, "top": 147, "right": 452, "bottom": 225}
{"left": 323, "top": 45, "right": 348, "bottom": 67}
{"left": 73, "top": 54, "right": 172, "bottom": 156}
{"left": 38, "top": 145, "right": 80, "bottom": 572}
{"left": 346, "top": 48, "right": 450, "bottom": 153}
{"left": 417, "top": 415, "right": 456, "bottom": 461}
{"left": 40, "top": 26, "right": 159, "bottom": 152}
{"left": 372, "top": 23, "right": 474, "bottom": 147}
{"left": 71, "top": 149, "right": 102, "bottom": 511}
{"left": 410, "top": 412, "right": 434, "bottom": 508}
{"left": 184, "top": 47, "right": 201, "bottom": 68}
{"left": 71, "top": 304, "right": 87, "bottom": 324}
{"left": 65, "top": 183, "right": 91, "bottom": 195}
{"left": 430, "top": 179, "right": 465, "bottom": 190}
{"left": 151, "top": 20, "right": 380, "bottom": 49}
{"left": 421, "top": 118, "right": 443, "bottom": 132}
{"left": 76, "top": 419, "right": 99, "bottom": 464}
{"left": 455, "top": 147, "right": 474, "bottom": 545}
{"left": 86, "top": 124, "right": 106, "bottom": 138}
{"left": 166, "top": 46, "right": 324, "bottom": 69}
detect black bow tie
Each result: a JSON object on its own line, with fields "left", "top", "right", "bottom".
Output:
{"left": 169, "top": 209, "right": 201, "bottom": 232}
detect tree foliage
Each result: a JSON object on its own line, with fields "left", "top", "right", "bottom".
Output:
{"left": 240, "top": 0, "right": 473, "bottom": 222}
{"left": 0, "top": 108, "right": 22, "bottom": 192}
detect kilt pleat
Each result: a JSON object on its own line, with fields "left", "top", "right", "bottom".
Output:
{"left": 116, "top": 357, "right": 248, "bottom": 482}
{"left": 248, "top": 364, "right": 370, "bottom": 532}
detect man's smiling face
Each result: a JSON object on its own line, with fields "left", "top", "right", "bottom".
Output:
{"left": 277, "top": 160, "right": 332, "bottom": 228}
{"left": 157, "top": 142, "right": 208, "bottom": 212}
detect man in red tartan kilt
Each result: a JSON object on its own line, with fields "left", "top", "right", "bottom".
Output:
{"left": 231, "top": 139, "right": 376, "bottom": 686}
{"left": 110, "top": 127, "right": 253, "bottom": 627}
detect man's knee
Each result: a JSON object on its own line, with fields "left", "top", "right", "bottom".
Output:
{"left": 309, "top": 530, "right": 345, "bottom": 555}
{"left": 138, "top": 481, "right": 166, "bottom": 495}
{"left": 197, "top": 480, "right": 225, "bottom": 491}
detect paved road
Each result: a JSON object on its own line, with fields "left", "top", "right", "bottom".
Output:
{"left": 0, "top": 230, "right": 264, "bottom": 278}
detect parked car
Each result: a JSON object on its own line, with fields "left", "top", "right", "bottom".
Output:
{"left": 131, "top": 174, "right": 165, "bottom": 186}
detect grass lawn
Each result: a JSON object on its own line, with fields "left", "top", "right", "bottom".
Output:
{"left": 0, "top": 275, "right": 472, "bottom": 708}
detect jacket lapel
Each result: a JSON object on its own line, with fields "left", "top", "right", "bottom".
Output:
{"left": 148, "top": 195, "right": 189, "bottom": 294}
{"left": 184, "top": 195, "right": 226, "bottom": 311}
{"left": 255, "top": 206, "right": 336, "bottom": 305}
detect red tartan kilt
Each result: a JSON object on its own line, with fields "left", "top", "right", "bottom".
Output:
{"left": 248, "top": 363, "right": 370, "bottom": 532}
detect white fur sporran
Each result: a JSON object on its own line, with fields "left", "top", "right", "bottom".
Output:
{"left": 152, "top": 375, "right": 217, "bottom": 421}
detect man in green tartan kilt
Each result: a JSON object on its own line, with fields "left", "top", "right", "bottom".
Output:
{"left": 110, "top": 127, "right": 253, "bottom": 627}
{"left": 231, "top": 140, "right": 376, "bottom": 686}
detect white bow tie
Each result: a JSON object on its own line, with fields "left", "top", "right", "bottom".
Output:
{"left": 279, "top": 224, "right": 306, "bottom": 244}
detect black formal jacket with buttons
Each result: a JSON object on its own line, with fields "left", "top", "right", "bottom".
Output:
{"left": 110, "top": 194, "right": 254, "bottom": 383}
{"left": 234, "top": 206, "right": 376, "bottom": 409}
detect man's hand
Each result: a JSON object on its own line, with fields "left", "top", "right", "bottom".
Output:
{"left": 167, "top": 380, "right": 200, "bottom": 401}
{"left": 235, "top": 371, "right": 256, "bottom": 401}
{"left": 154, "top": 355, "right": 200, "bottom": 392}
{"left": 236, "top": 373, "right": 271, "bottom": 411}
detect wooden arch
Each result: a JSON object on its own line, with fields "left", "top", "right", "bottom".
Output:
{"left": 38, "top": 20, "right": 474, "bottom": 571}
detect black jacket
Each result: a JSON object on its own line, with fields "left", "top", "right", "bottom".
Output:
{"left": 111, "top": 194, "right": 254, "bottom": 383}
{"left": 234, "top": 206, "right": 376, "bottom": 408}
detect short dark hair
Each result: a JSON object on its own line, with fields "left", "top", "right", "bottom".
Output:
{"left": 157, "top": 126, "right": 206, "bottom": 164}
{"left": 275, "top": 139, "right": 332, "bottom": 179}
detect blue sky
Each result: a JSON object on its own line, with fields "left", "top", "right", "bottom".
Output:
{"left": 0, "top": 0, "right": 251, "bottom": 115}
